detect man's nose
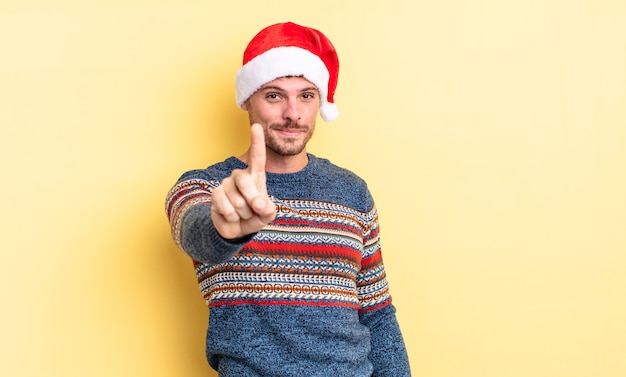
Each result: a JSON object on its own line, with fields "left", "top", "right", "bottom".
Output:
{"left": 283, "top": 99, "right": 301, "bottom": 121}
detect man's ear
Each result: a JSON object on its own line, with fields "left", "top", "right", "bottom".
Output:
{"left": 241, "top": 100, "right": 249, "bottom": 111}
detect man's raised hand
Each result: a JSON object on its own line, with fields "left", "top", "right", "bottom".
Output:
{"left": 210, "top": 124, "right": 276, "bottom": 240}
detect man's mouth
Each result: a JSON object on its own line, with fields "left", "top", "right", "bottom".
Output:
{"left": 272, "top": 124, "right": 306, "bottom": 134}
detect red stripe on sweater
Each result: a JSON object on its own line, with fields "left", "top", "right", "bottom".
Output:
{"left": 361, "top": 252, "right": 383, "bottom": 269}
{"left": 245, "top": 241, "right": 362, "bottom": 261}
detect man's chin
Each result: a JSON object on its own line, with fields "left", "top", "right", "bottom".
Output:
{"left": 268, "top": 142, "right": 306, "bottom": 157}
{"left": 272, "top": 148, "right": 305, "bottom": 157}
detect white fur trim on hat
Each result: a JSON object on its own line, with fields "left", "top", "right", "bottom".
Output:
{"left": 236, "top": 46, "right": 338, "bottom": 122}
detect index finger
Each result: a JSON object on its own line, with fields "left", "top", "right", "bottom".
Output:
{"left": 247, "top": 123, "right": 266, "bottom": 175}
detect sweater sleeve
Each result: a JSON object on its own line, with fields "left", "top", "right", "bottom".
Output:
{"left": 165, "top": 173, "right": 251, "bottom": 265}
{"left": 357, "top": 204, "right": 411, "bottom": 376}
{"left": 360, "top": 304, "right": 411, "bottom": 376}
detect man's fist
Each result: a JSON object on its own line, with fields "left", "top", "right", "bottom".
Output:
{"left": 210, "top": 124, "right": 276, "bottom": 240}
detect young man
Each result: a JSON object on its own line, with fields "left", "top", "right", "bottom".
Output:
{"left": 165, "top": 22, "right": 411, "bottom": 376}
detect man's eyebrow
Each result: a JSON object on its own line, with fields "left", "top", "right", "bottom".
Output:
{"left": 259, "top": 86, "right": 285, "bottom": 92}
{"left": 260, "top": 85, "right": 319, "bottom": 93}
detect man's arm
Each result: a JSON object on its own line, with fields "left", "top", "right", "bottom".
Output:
{"left": 357, "top": 205, "right": 411, "bottom": 376}
{"left": 360, "top": 304, "right": 411, "bottom": 376}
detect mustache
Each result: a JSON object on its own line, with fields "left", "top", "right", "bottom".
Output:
{"left": 270, "top": 122, "right": 307, "bottom": 130}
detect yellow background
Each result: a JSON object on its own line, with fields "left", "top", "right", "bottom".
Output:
{"left": 2, "top": 1, "right": 625, "bottom": 376}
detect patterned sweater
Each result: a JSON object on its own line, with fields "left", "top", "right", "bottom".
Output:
{"left": 165, "top": 154, "right": 411, "bottom": 376}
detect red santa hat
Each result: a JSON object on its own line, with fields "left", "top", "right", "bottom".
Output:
{"left": 235, "top": 22, "right": 340, "bottom": 122}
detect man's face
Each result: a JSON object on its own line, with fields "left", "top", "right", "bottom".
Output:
{"left": 243, "top": 76, "right": 320, "bottom": 157}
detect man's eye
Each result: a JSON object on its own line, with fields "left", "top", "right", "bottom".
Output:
{"left": 302, "top": 93, "right": 315, "bottom": 100}
{"left": 266, "top": 93, "right": 280, "bottom": 100}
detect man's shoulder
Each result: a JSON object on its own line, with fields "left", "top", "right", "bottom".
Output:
{"left": 310, "top": 155, "right": 367, "bottom": 185}
{"left": 306, "top": 155, "right": 374, "bottom": 212}
{"left": 178, "top": 156, "right": 244, "bottom": 182}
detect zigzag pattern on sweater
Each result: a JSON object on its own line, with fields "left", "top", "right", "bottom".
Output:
{"left": 254, "top": 230, "right": 363, "bottom": 250}
{"left": 197, "top": 253, "right": 359, "bottom": 275}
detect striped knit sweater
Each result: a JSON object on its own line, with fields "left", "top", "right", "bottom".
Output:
{"left": 165, "top": 154, "right": 411, "bottom": 377}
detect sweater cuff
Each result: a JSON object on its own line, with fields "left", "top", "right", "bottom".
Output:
{"left": 181, "top": 204, "right": 253, "bottom": 265}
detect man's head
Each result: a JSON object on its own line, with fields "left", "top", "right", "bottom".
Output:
{"left": 235, "top": 22, "right": 340, "bottom": 122}
{"left": 242, "top": 76, "right": 319, "bottom": 157}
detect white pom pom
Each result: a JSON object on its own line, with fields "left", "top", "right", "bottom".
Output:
{"left": 320, "top": 102, "right": 339, "bottom": 122}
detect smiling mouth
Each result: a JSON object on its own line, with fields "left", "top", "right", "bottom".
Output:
{"left": 277, "top": 128, "right": 302, "bottom": 133}
{"left": 273, "top": 125, "right": 307, "bottom": 135}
